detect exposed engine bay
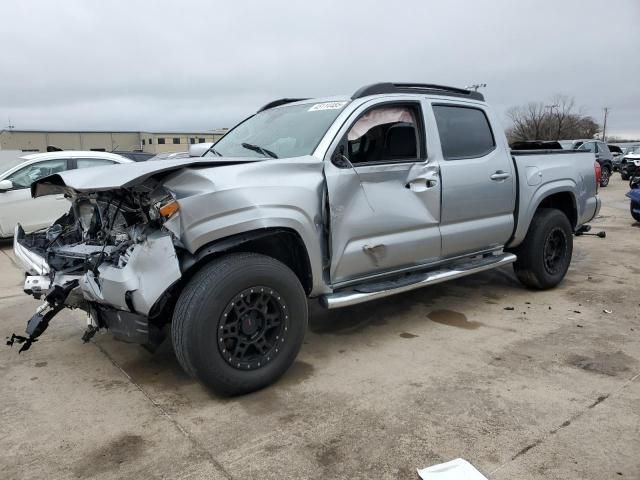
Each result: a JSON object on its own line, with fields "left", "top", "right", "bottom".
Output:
{"left": 9, "top": 181, "right": 183, "bottom": 352}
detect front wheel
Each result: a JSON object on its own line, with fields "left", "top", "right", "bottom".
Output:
{"left": 600, "top": 166, "right": 611, "bottom": 187}
{"left": 171, "top": 253, "right": 308, "bottom": 396}
{"left": 513, "top": 208, "right": 573, "bottom": 290}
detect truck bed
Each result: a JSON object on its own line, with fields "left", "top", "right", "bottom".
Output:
{"left": 509, "top": 150, "right": 600, "bottom": 247}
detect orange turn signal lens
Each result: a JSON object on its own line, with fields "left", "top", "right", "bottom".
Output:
{"left": 158, "top": 200, "right": 179, "bottom": 218}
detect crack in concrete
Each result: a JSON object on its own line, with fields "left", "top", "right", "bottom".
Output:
{"left": 93, "top": 342, "right": 235, "bottom": 480}
{"left": 492, "top": 371, "right": 640, "bottom": 475}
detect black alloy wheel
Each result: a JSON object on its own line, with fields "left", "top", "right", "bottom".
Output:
{"left": 543, "top": 227, "right": 568, "bottom": 275}
{"left": 217, "top": 286, "right": 288, "bottom": 370}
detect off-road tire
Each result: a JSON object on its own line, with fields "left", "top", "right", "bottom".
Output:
{"left": 599, "top": 166, "right": 610, "bottom": 187}
{"left": 171, "top": 253, "right": 308, "bottom": 396}
{"left": 513, "top": 208, "right": 573, "bottom": 290}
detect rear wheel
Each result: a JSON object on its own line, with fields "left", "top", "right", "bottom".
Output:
{"left": 171, "top": 253, "right": 308, "bottom": 396}
{"left": 600, "top": 166, "right": 610, "bottom": 187}
{"left": 513, "top": 208, "right": 573, "bottom": 290}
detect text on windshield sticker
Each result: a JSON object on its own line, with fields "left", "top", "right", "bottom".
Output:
{"left": 308, "top": 102, "right": 348, "bottom": 112}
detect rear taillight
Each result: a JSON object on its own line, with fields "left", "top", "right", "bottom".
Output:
{"left": 594, "top": 161, "right": 601, "bottom": 192}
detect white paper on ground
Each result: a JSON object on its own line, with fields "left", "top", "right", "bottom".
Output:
{"left": 417, "top": 458, "right": 489, "bottom": 480}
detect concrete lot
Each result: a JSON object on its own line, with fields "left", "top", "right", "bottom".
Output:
{"left": 1, "top": 178, "right": 638, "bottom": 480}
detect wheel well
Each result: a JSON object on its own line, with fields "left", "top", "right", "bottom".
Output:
{"left": 537, "top": 192, "right": 577, "bottom": 228}
{"left": 187, "top": 228, "right": 313, "bottom": 294}
{"left": 148, "top": 229, "right": 313, "bottom": 326}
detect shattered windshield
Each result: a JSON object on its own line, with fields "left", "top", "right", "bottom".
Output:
{"left": 205, "top": 101, "right": 348, "bottom": 159}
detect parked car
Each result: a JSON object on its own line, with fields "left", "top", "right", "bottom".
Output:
{"left": 11, "top": 82, "right": 600, "bottom": 395}
{"left": 620, "top": 145, "right": 640, "bottom": 180}
{"left": 112, "top": 151, "right": 155, "bottom": 162}
{"left": 608, "top": 144, "right": 624, "bottom": 171}
{"left": 0, "top": 151, "right": 132, "bottom": 238}
{"left": 562, "top": 140, "right": 613, "bottom": 187}
{"left": 626, "top": 175, "right": 640, "bottom": 222}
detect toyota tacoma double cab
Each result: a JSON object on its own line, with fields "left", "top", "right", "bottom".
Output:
{"left": 11, "top": 82, "right": 601, "bottom": 395}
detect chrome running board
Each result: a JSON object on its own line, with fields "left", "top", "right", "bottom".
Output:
{"left": 320, "top": 252, "right": 517, "bottom": 309}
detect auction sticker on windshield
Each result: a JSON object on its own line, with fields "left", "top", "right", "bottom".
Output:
{"left": 308, "top": 101, "right": 348, "bottom": 112}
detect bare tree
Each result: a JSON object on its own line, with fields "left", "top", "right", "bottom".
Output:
{"left": 506, "top": 95, "right": 601, "bottom": 143}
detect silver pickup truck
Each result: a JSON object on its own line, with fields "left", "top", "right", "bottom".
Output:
{"left": 11, "top": 83, "right": 601, "bottom": 395}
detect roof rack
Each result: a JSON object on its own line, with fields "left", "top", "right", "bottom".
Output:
{"left": 352, "top": 83, "right": 484, "bottom": 101}
{"left": 258, "top": 98, "right": 309, "bottom": 112}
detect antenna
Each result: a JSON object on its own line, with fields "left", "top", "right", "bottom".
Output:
{"left": 465, "top": 83, "right": 487, "bottom": 92}
{"left": 6, "top": 117, "right": 15, "bottom": 130}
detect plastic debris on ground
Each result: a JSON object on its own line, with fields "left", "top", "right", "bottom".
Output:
{"left": 417, "top": 458, "right": 489, "bottom": 480}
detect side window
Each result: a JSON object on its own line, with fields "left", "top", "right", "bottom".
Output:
{"left": 345, "top": 105, "right": 420, "bottom": 164}
{"left": 6, "top": 159, "right": 68, "bottom": 189}
{"left": 579, "top": 142, "right": 596, "bottom": 153}
{"left": 433, "top": 105, "right": 495, "bottom": 160}
{"left": 76, "top": 158, "right": 115, "bottom": 169}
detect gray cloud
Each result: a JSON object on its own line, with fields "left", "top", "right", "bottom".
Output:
{"left": 1, "top": 0, "right": 638, "bottom": 137}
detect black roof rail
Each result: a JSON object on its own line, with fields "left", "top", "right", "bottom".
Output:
{"left": 352, "top": 82, "right": 484, "bottom": 101}
{"left": 258, "top": 98, "right": 309, "bottom": 112}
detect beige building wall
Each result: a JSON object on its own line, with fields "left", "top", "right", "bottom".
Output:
{"left": 0, "top": 131, "right": 48, "bottom": 152}
{"left": 110, "top": 133, "right": 141, "bottom": 151}
{"left": 1, "top": 129, "right": 228, "bottom": 154}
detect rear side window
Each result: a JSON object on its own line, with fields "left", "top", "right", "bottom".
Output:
{"left": 76, "top": 158, "right": 115, "bottom": 168}
{"left": 578, "top": 142, "right": 596, "bottom": 153}
{"left": 433, "top": 105, "right": 495, "bottom": 160}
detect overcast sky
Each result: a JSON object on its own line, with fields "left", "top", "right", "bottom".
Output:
{"left": 1, "top": 0, "right": 639, "bottom": 138}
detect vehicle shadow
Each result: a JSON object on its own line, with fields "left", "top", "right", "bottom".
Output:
{"left": 107, "top": 266, "right": 522, "bottom": 400}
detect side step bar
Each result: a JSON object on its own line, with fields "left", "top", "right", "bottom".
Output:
{"left": 320, "top": 253, "right": 517, "bottom": 309}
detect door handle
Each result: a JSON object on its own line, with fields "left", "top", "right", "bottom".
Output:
{"left": 490, "top": 171, "right": 511, "bottom": 181}
{"left": 405, "top": 177, "right": 438, "bottom": 192}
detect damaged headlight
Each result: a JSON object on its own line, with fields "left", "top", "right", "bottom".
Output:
{"left": 149, "top": 189, "right": 180, "bottom": 222}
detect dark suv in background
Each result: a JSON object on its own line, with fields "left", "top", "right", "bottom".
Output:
{"left": 561, "top": 140, "right": 613, "bottom": 187}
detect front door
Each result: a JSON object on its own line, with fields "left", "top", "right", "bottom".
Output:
{"left": 430, "top": 102, "right": 516, "bottom": 257}
{"left": 0, "top": 158, "right": 71, "bottom": 234}
{"left": 324, "top": 100, "right": 442, "bottom": 285}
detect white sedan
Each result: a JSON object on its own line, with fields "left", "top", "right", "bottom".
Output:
{"left": 0, "top": 151, "right": 132, "bottom": 238}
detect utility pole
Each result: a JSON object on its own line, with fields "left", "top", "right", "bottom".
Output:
{"left": 601, "top": 107, "right": 609, "bottom": 141}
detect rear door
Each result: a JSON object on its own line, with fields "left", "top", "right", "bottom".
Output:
{"left": 324, "top": 99, "right": 442, "bottom": 285}
{"left": 430, "top": 102, "right": 515, "bottom": 257}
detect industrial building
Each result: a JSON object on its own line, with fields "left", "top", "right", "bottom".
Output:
{"left": 0, "top": 129, "right": 228, "bottom": 154}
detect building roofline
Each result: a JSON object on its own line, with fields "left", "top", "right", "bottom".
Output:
{"left": 1, "top": 129, "right": 228, "bottom": 134}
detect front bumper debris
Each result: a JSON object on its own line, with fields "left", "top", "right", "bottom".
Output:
{"left": 14, "top": 225, "right": 50, "bottom": 276}
{"left": 6, "top": 280, "right": 79, "bottom": 352}
{"left": 11, "top": 226, "right": 182, "bottom": 351}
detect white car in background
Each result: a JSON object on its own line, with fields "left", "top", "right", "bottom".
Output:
{"left": 0, "top": 151, "right": 132, "bottom": 238}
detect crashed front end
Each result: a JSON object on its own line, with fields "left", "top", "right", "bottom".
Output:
{"left": 10, "top": 180, "right": 182, "bottom": 352}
